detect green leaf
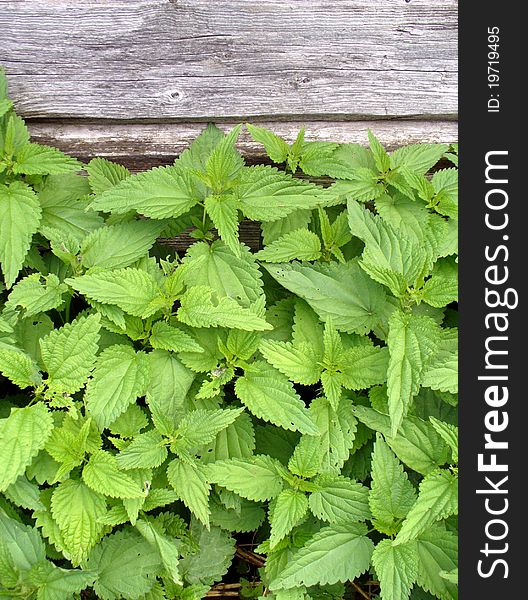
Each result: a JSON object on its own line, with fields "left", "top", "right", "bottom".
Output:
{"left": 421, "top": 328, "right": 458, "bottom": 394}
{"left": 368, "top": 130, "right": 391, "bottom": 173}
{"left": 236, "top": 361, "right": 318, "bottom": 434}
{"left": 310, "top": 396, "right": 357, "bottom": 473}
{"left": 13, "top": 143, "right": 81, "bottom": 175}
{"left": 246, "top": 124, "right": 289, "bottom": 164}
{"left": 87, "top": 157, "right": 130, "bottom": 194}
{"left": 269, "top": 490, "right": 308, "bottom": 548}
{"left": 238, "top": 166, "right": 322, "bottom": 221}
{"left": 372, "top": 539, "right": 418, "bottom": 600}
{"left": 117, "top": 430, "right": 168, "bottom": 470}
{"left": 201, "top": 412, "right": 255, "bottom": 463}
{"left": 369, "top": 434, "right": 417, "bottom": 534}
{"left": 415, "top": 526, "right": 458, "bottom": 600}
{"left": 87, "top": 530, "right": 161, "bottom": 600}
{"left": 395, "top": 470, "right": 458, "bottom": 545}
{"left": 149, "top": 321, "right": 203, "bottom": 353}
{"left": 264, "top": 260, "right": 387, "bottom": 335}
{"left": 387, "top": 311, "right": 439, "bottom": 435}
{"left": 80, "top": 221, "right": 163, "bottom": 270}
{"left": 66, "top": 268, "right": 164, "bottom": 318}
{"left": 135, "top": 519, "right": 182, "bottom": 585}
{"left": 206, "top": 455, "right": 283, "bottom": 501}
{"left": 390, "top": 144, "right": 448, "bottom": 175}
{"left": 347, "top": 200, "right": 425, "bottom": 296}
{"left": 432, "top": 169, "right": 458, "bottom": 219}
{"left": 0, "top": 348, "right": 42, "bottom": 389}
{"left": 4, "top": 474, "right": 45, "bottom": 511}
{"left": 353, "top": 406, "right": 450, "bottom": 475}
{"left": 51, "top": 480, "right": 107, "bottom": 565}
{"left": 38, "top": 174, "right": 103, "bottom": 242}
{"left": 30, "top": 562, "right": 96, "bottom": 600}
{"left": 179, "top": 521, "right": 235, "bottom": 587}
{"left": 40, "top": 313, "right": 101, "bottom": 394}
{"left": 338, "top": 346, "right": 389, "bottom": 390}
{"left": 178, "top": 123, "right": 225, "bottom": 171}
{"left": 178, "top": 285, "right": 271, "bottom": 331}
{"left": 204, "top": 194, "right": 241, "bottom": 256}
{"left": 90, "top": 165, "right": 198, "bottom": 219}
{"left": 271, "top": 523, "right": 374, "bottom": 589}
{"left": 177, "top": 408, "right": 245, "bottom": 448}
{"left": 7, "top": 273, "right": 68, "bottom": 317}
{"left": 145, "top": 350, "right": 194, "bottom": 435}
{"left": 82, "top": 450, "right": 146, "bottom": 499}
{"left": 85, "top": 344, "right": 148, "bottom": 429}
{"left": 259, "top": 339, "right": 321, "bottom": 385}
{"left": 421, "top": 258, "right": 458, "bottom": 308}
{"left": 261, "top": 210, "right": 312, "bottom": 245}
{"left": 309, "top": 475, "right": 370, "bottom": 524}
{"left": 429, "top": 418, "right": 458, "bottom": 464}
{"left": 182, "top": 240, "right": 263, "bottom": 307}
{"left": 340, "top": 167, "right": 385, "bottom": 202}
{"left": 257, "top": 229, "right": 322, "bottom": 262}
{"left": 0, "top": 181, "right": 42, "bottom": 288}
{"left": 167, "top": 458, "right": 211, "bottom": 527}
{"left": 0, "top": 403, "right": 54, "bottom": 491}
{"left": 0, "top": 508, "right": 46, "bottom": 573}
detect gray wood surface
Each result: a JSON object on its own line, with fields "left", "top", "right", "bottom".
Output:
{"left": 2, "top": 0, "right": 457, "bottom": 121}
{"left": 29, "top": 120, "right": 458, "bottom": 170}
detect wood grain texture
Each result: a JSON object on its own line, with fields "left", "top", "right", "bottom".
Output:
{"left": 29, "top": 120, "right": 458, "bottom": 170}
{"left": 2, "top": 0, "right": 457, "bottom": 121}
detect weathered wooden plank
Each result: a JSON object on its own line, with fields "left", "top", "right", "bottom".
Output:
{"left": 2, "top": 0, "right": 457, "bottom": 121}
{"left": 29, "top": 120, "right": 458, "bottom": 170}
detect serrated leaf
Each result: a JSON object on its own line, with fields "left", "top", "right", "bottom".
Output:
{"left": 178, "top": 408, "right": 244, "bottom": 448}
{"left": 269, "top": 490, "right": 308, "bottom": 548}
{"left": 51, "top": 480, "right": 106, "bottom": 565}
{"left": 66, "top": 268, "right": 164, "bottom": 318}
{"left": 87, "top": 530, "right": 161, "bottom": 600}
{"left": 429, "top": 418, "right": 458, "bottom": 464}
{"left": 372, "top": 539, "right": 418, "bottom": 600}
{"left": 167, "top": 458, "right": 211, "bottom": 527}
{"left": 271, "top": 523, "right": 374, "bottom": 589}
{"left": 421, "top": 259, "right": 458, "bottom": 308}
{"left": 206, "top": 455, "right": 283, "bottom": 502}
{"left": 390, "top": 144, "right": 448, "bottom": 176}
{"left": 117, "top": 430, "right": 168, "bottom": 470}
{"left": 421, "top": 327, "right": 457, "bottom": 395}
{"left": 178, "top": 285, "right": 271, "bottom": 331}
{"left": 28, "top": 561, "right": 96, "bottom": 600}
{"left": 387, "top": 311, "right": 439, "bottom": 435}
{"left": 259, "top": 339, "right": 321, "bottom": 385}
{"left": 288, "top": 435, "right": 322, "bottom": 478}
{"left": 201, "top": 411, "right": 255, "bottom": 463}
{"left": 90, "top": 165, "right": 198, "bottom": 219}
{"left": 369, "top": 434, "right": 417, "bottom": 534}
{"left": 135, "top": 519, "right": 182, "bottom": 585}
{"left": 246, "top": 124, "right": 289, "bottom": 164}
{"left": 0, "top": 508, "right": 46, "bottom": 573}
{"left": 0, "top": 348, "right": 42, "bottom": 388}
{"left": 257, "top": 229, "right": 321, "bottom": 262}
{"left": 261, "top": 209, "right": 312, "bottom": 246}
{"left": 38, "top": 174, "right": 103, "bottom": 242}
{"left": 311, "top": 396, "right": 357, "bottom": 473}
{"left": 39, "top": 313, "right": 101, "bottom": 394}
{"left": 81, "top": 220, "right": 163, "bottom": 271}
{"left": 87, "top": 157, "right": 130, "bottom": 194}
{"left": 238, "top": 166, "right": 322, "bottom": 221}
{"left": 308, "top": 474, "right": 370, "bottom": 525}
{"left": 347, "top": 200, "right": 426, "bottom": 296}
{"left": 264, "top": 260, "right": 387, "bottom": 335}
{"left": 341, "top": 167, "right": 385, "bottom": 202}
{"left": 415, "top": 526, "right": 458, "bottom": 600}
{"left": 396, "top": 470, "right": 458, "bottom": 545}
{"left": 82, "top": 450, "right": 146, "bottom": 499}
{"left": 0, "top": 403, "right": 54, "bottom": 491}
{"left": 236, "top": 361, "right": 318, "bottom": 434}
{"left": 204, "top": 194, "right": 241, "bottom": 256}
{"left": 13, "top": 143, "right": 81, "bottom": 175}
{"left": 149, "top": 321, "right": 203, "bottom": 353}
{"left": 4, "top": 474, "right": 45, "bottom": 511}
{"left": 182, "top": 240, "right": 263, "bottom": 307}
{"left": 179, "top": 521, "right": 235, "bottom": 587}
{"left": 85, "top": 344, "right": 148, "bottom": 429}
{"left": 0, "top": 181, "right": 42, "bottom": 288}
{"left": 7, "top": 273, "right": 68, "bottom": 317}
{"left": 368, "top": 130, "right": 391, "bottom": 173}
{"left": 339, "top": 345, "right": 389, "bottom": 390}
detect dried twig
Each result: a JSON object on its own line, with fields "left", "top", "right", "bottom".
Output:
{"left": 235, "top": 545, "right": 266, "bottom": 568}
{"left": 350, "top": 580, "right": 371, "bottom": 600}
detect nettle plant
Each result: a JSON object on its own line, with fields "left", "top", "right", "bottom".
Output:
{"left": 0, "top": 71, "right": 458, "bottom": 600}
